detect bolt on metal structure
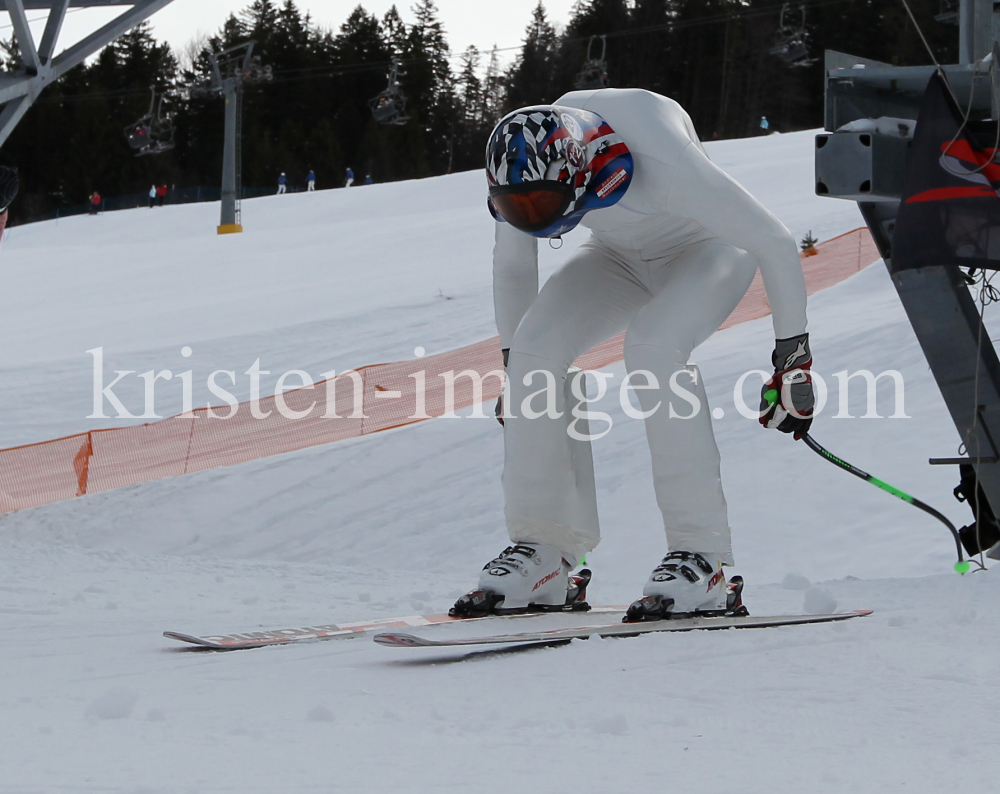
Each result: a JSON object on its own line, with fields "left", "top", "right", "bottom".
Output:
{"left": 0, "top": 1, "right": 176, "bottom": 150}
{"left": 190, "top": 41, "right": 271, "bottom": 235}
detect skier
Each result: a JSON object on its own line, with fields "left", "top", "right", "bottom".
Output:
{"left": 148, "top": 184, "right": 156, "bottom": 208}
{"left": 760, "top": 116, "right": 770, "bottom": 133}
{"left": 364, "top": 174, "right": 373, "bottom": 185}
{"left": 277, "top": 173, "right": 288, "bottom": 195}
{"left": 156, "top": 184, "right": 167, "bottom": 206}
{"left": 307, "top": 169, "right": 316, "bottom": 191}
{"left": 452, "top": 88, "right": 813, "bottom": 620}
{"left": 89, "top": 191, "right": 101, "bottom": 215}
{"left": 345, "top": 167, "right": 354, "bottom": 188}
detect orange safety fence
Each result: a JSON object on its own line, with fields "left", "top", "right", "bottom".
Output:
{"left": 0, "top": 228, "right": 879, "bottom": 514}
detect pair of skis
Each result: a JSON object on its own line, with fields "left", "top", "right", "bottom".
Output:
{"left": 165, "top": 607, "right": 872, "bottom": 651}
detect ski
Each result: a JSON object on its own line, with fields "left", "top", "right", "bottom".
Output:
{"left": 372, "top": 609, "right": 874, "bottom": 648}
{"left": 163, "top": 606, "right": 625, "bottom": 650}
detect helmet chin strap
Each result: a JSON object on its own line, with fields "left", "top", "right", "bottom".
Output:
{"left": 548, "top": 236, "right": 563, "bottom": 249}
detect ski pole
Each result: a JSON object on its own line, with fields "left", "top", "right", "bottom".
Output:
{"left": 762, "top": 390, "right": 967, "bottom": 571}
{"left": 800, "top": 433, "right": 967, "bottom": 572}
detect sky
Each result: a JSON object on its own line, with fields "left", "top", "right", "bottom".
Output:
{"left": 9, "top": 0, "right": 580, "bottom": 69}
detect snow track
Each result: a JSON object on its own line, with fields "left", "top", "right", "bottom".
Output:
{"left": 1, "top": 130, "right": 998, "bottom": 792}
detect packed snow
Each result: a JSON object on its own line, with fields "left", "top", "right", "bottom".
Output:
{"left": 1, "top": 129, "right": 998, "bottom": 792}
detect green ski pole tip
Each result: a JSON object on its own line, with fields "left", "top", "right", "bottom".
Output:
{"left": 955, "top": 560, "right": 970, "bottom": 574}
{"left": 764, "top": 389, "right": 777, "bottom": 406}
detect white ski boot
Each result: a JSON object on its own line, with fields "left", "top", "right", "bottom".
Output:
{"left": 450, "top": 543, "right": 591, "bottom": 617}
{"left": 625, "top": 551, "right": 744, "bottom": 622}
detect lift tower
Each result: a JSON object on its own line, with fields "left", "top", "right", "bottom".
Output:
{"left": 191, "top": 42, "right": 271, "bottom": 235}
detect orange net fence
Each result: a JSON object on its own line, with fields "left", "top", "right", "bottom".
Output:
{"left": 0, "top": 228, "right": 879, "bottom": 514}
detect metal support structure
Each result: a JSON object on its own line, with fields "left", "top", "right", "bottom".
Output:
{"left": 220, "top": 82, "right": 239, "bottom": 228}
{"left": 815, "top": 2, "right": 1000, "bottom": 534}
{"left": 192, "top": 42, "right": 270, "bottom": 235}
{"left": 958, "top": 0, "right": 993, "bottom": 64}
{"left": 0, "top": 1, "right": 176, "bottom": 149}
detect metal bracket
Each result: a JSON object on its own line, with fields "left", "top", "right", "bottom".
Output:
{"left": 0, "top": 1, "right": 176, "bottom": 149}
{"left": 929, "top": 405, "right": 1000, "bottom": 464}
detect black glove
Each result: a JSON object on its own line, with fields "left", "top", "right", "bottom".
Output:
{"left": 759, "top": 333, "right": 814, "bottom": 440}
{"left": 495, "top": 348, "right": 509, "bottom": 426}
{"left": 0, "top": 166, "right": 18, "bottom": 213}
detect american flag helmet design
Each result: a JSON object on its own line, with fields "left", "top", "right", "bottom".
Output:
{"left": 485, "top": 105, "right": 634, "bottom": 238}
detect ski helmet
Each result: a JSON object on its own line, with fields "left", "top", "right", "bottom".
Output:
{"left": 485, "top": 105, "right": 633, "bottom": 238}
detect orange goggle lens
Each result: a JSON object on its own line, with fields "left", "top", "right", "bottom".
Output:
{"left": 489, "top": 183, "right": 572, "bottom": 232}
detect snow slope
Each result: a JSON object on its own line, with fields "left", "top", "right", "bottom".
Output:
{"left": 2, "top": 129, "right": 999, "bottom": 793}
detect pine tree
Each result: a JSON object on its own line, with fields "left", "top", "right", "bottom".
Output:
{"left": 506, "top": 2, "right": 558, "bottom": 108}
{"left": 404, "top": 0, "right": 455, "bottom": 174}
{"left": 381, "top": 5, "right": 408, "bottom": 56}
{"left": 332, "top": 6, "right": 393, "bottom": 182}
{"left": 452, "top": 46, "right": 485, "bottom": 171}
{"left": 240, "top": 0, "right": 277, "bottom": 45}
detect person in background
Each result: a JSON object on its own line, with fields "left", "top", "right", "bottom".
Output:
{"left": 0, "top": 165, "right": 18, "bottom": 244}
{"left": 148, "top": 185, "right": 156, "bottom": 208}
{"left": 307, "top": 169, "right": 316, "bottom": 191}
{"left": 345, "top": 167, "right": 354, "bottom": 187}
{"left": 364, "top": 174, "right": 373, "bottom": 185}
{"left": 277, "top": 172, "right": 288, "bottom": 195}
{"left": 89, "top": 191, "right": 102, "bottom": 215}
{"left": 156, "top": 184, "right": 167, "bottom": 206}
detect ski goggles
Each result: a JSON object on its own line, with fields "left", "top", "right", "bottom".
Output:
{"left": 488, "top": 182, "right": 574, "bottom": 233}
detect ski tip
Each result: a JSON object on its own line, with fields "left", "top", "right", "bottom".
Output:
{"left": 373, "top": 633, "right": 429, "bottom": 648}
{"left": 163, "top": 631, "right": 223, "bottom": 649}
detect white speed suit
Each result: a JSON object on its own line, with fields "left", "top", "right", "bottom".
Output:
{"left": 495, "top": 88, "right": 807, "bottom": 566}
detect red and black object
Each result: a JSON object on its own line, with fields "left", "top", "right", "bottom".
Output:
{"left": 893, "top": 71, "right": 1000, "bottom": 274}
{"left": 759, "top": 333, "right": 814, "bottom": 440}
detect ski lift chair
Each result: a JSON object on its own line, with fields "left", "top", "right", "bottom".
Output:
{"left": 127, "top": 124, "right": 151, "bottom": 150}
{"left": 132, "top": 117, "right": 175, "bottom": 156}
{"left": 771, "top": 37, "right": 810, "bottom": 64}
{"left": 369, "top": 91, "right": 409, "bottom": 125}
{"left": 574, "top": 35, "right": 610, "bottom": 91}
{"left": 124, "top": 88, "right": 176, "bottom": 156}
{"left": 369, "top": 58, "right": 410, "bottom": 126}
{"left": 768, "top": 3, "right": 813, "bottom": 66}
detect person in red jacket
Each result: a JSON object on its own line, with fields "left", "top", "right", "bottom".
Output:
{"left": 156, "top": 184, "right": 167, "bottom": 207}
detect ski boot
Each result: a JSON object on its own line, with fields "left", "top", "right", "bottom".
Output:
{"left": 450, "top": 543, "right": 592, "bottom": 617}
{"left": 624, "top": 551, "right": 746, "bottom": 622}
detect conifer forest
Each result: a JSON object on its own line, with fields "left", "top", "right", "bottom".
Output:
{"left": 0, "top": 0, "right": 958, "bottom": 223}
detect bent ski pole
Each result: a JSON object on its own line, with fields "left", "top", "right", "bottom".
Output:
{"left": 800, "top": 433, "right": 967, "bottom": 572}
{"left": 761, "top": 389, "right": 966, "bottom": 570}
